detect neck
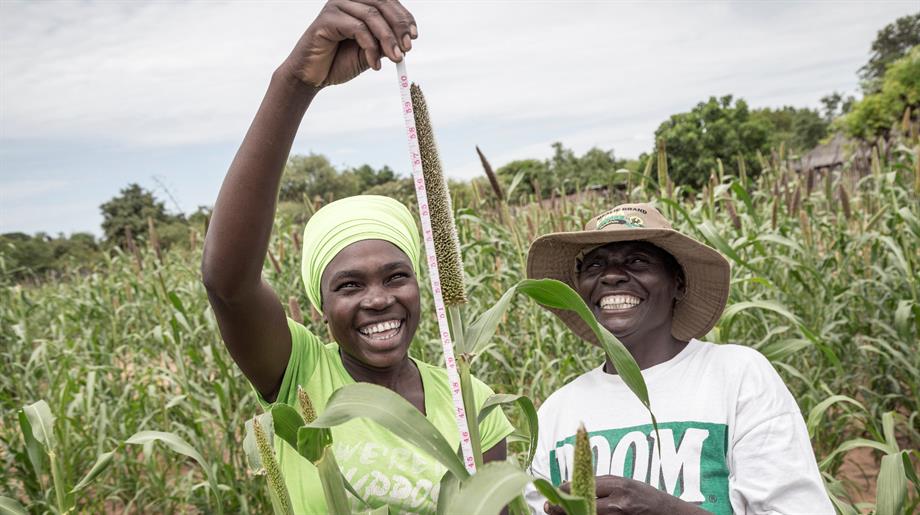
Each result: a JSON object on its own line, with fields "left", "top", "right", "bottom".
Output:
{"left": 603, "top": 325, "right": 689, "bottom": 373}
{"left": 340, "top": 350, "right": 418, "bottom": 390}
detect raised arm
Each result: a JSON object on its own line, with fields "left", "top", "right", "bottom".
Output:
{"left": 201, "top": 0, "right": 417, "bottom": 401}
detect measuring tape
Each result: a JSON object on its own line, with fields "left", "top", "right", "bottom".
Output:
{"left": 396, "top": 60, "right": 476, "bottom": 474}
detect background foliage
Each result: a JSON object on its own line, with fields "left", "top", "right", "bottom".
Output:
{"left": 3, "top": 13, "right": 920, "bottom": 514}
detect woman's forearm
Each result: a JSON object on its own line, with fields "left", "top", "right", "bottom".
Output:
{"left": 201, "top": 67, "right": 318, "bottom": 300}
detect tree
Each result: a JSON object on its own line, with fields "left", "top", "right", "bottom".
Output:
{"left": 820, "top": 92, "right": 856, "bottom": 122}
{"left": 351, "top": 164, "right": 398, "bottom": 190}
{"left": 751, "top": 106, "right": 829, "bottom": 154}
{"left": 0, "top": 231, "right": 101, "bottom": 281}
{"left": 844, "top": 46, "right": 920, "bottom": 139}
{"left": 280, "top": 153, "right": 353, "bottom": 202}
{"left": 496, "top": 143, "right": 625, "bottom": 202}
{"left": 859, "top": 13, "right": 920, "bottom": 91}
{"left": 99, "top": 184, "right": 172, "bottom": 248}
{"left": 652, "top": 95, "right": 772, "bottom": 189}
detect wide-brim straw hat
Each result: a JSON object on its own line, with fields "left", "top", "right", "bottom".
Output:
{"left": 526, "top": 202, "right": 730, "bottom": 344}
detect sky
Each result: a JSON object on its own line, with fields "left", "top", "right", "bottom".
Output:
{"left": 1, "top": 0, "right": 917, "bottom": 237}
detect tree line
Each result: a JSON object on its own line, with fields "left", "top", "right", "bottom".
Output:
{"left": 3, "top": 12, "right": 917, "bottom": 282}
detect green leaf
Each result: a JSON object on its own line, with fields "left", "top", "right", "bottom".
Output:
{"left": 478, "top": 394, "right": 539, "bottom": 469}
{"left": 0, "top": 496, "right": 28, "bottom": 515}
{"left": 308, "top": 383, "right": 469, "bottom": 479}
{"left": 902, "top": 450, "right": 919, "bottom": 486}
{"left": 22, "top": 399, "right": 56, "bottom": 449}
{"left": 315, "top": 446, "right": 352, "bottom": 515}
{"left": 125, "top": 430, "right": 223, "bottom": 512}
{"left": 758, "top": 338, "right": 811, "bottom": 362}
{"left": 516, "top": 279, "right": 650, "bottom": 410}
{"left": 17, "top": 409, "right": 46, "bottom": 478}
{"left": 243, "top": 414, "right": 273, "bottom": 471}
{"left": 464, "top": 285, "right": 519, "bottom": 355}
{"left": 720, "top": 300, "right": 840, "bottom": 367}
{"left": 437, "top": 470, "right": 461, "bottom": 515}
{"left": 806, "top": 395, "right": 865, "bottom": 438}
{"left": 532, "top": 478, "right": 589, "bottom": 515}
{"left": 697, "top": 221, "right": 751, "bottom": 271}
{"left": 126, "top": 430, "right": 207, "bottom": 467}
{"left": 881, "top": 411, "right": 898, "bottom": 449}
{"left": 894, "top": 300, "right": 914, "bottom": 343}
{"left": 270, "top": 404, "right": 306, "bottom": 450}
{"left": 446, "top": 462, "right": 532, "bottom": 515}
{"left": 69, "top": 450, "right": 116, "bottom": 494}
{"left": 820, "top": 438, "right": 893, "bottom": 468}
{"left": 167, "top": 291, "right": 187, "bottom": 316}
{"left": 296, "top": 426, "right": 333, "bottom": 463}
{"left": 876, "top": 453, "right": 906, "bottom": 515}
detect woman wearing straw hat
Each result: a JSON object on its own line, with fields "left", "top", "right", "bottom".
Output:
{"left": 524, "top": 203, "right": 832, "bottom": 514}
{"left": 201, "top": 2, "right": 512, "bottom": 513}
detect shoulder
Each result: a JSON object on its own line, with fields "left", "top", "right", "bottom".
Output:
{"left": 694, "top": 341, "right": 803, "bottom": 425}
{"left": 287, "top": 317, "right": 324, "bottom": 346}
{"left": 687, "top": 340, "right": 779, "bottom": 381}
{"left": 691, "top": 339, "right": 766, "bottom": 365}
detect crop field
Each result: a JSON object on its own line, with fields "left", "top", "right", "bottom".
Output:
{"left": 2, "top": 135, "right": 918, "bottom": 513}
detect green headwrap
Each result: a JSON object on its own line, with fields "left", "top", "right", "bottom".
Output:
{"left": 301, "top": 195, "right": 421, "bottom": 313}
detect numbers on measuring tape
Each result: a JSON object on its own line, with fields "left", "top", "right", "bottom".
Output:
{"left": 397, "top": 60, "right": 477, "bottom": 474}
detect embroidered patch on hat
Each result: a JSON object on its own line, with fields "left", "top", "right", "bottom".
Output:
{"left": 597, "top": 213, "right": 645, "bottom": 230}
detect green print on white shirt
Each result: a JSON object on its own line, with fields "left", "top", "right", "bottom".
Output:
{"left": 549, "top": 421, "right": 731, "bottom": 514}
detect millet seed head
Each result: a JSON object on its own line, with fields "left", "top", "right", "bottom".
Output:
{"left": 410, "top": 83, "right": 467, "bottom": 305}
{"left": 254, "top": 418, "right": 294, "bottom": 514}
{"left": 297, "top": 385, "right": 317, "bottom": 423}
{"left": 572, "top": 423, "right": 596, "bottom": 515}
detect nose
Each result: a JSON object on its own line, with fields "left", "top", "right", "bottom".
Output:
{"left": 359, "top": 285, "right": 395, "bottom": 310}
{"left": 599, "top": 262, "right": 629, "bottom": 284}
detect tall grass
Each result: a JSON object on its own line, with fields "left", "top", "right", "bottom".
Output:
{"left": 2, "top": 129, "right": 918, "bottom": 512}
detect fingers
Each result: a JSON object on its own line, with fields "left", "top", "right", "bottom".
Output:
{"left": 316, "top": 9, "right": 378, "bottom": 70}
{"left": 332, "top": 0, "right": 416, "bottom": 64}
{"left": 593, "top": 475, "right": 620, "bottom": 498}
{"left": 335, "top": 2, "right": 400, "bottom": 63}
{"left": 353, "top": 0, "right": 417, "bottom": 50}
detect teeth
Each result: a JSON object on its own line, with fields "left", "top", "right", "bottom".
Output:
{"left": 359, "top": 320, "right": 402, "bottom": 336}
{"left": 599, "top": 294, "right": 641, "bottom": 310}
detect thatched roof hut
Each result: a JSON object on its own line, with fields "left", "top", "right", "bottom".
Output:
{"left": 798, "top": 133, "right": 847, "bottom": 171}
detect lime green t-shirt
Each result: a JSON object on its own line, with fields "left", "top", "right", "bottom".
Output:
{"left": 259, "top": 319, "right": 515, "bottom": 514}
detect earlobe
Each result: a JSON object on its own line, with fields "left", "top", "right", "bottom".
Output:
{"left": 675, "top": 275, "right": 687, "bottom": 301}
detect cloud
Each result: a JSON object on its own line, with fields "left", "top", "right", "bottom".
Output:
{"left": 0, "top": 178, "right": 69, "bottom": 199}
{"left": 1, "top": 0, "right": 918, "bottom": 234}
{"left": 3, "top": 0, "right": 915, "bottom": 149}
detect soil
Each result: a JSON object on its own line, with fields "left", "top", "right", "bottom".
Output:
{"left": 837, "top": 447, "right": 879, "bottom": 507}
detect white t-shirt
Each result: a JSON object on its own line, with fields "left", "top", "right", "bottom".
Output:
{"left": 526, "top": 339, "right": 834, "bottom": 514}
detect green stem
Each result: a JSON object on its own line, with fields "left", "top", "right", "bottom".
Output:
{"left": 48, "top": 450, "right": 69, "bottom": 514}
{"left": 447, "top": 305, "right": 482, "bottom": 469}
{"left": 448, "top": 305, "right": 465, "bottom": 351}
{"left": 457, "top": 354, "right": 483, "bottom": 470}
{"left": 509, "top": 494, "right": 530, "bottom": 515}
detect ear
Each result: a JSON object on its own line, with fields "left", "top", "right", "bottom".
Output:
{"left": 674, "top": 271, "right": 687, "bottom": 301}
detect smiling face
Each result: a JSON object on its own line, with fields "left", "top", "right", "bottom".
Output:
{"left": 320, "top": 239, "right": 421, "bottom": 369}
{"left": 575, "top": 241, "right": 685, "bottom": 345}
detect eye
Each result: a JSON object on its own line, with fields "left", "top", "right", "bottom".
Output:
{"left": 387, "top": 272, "right": 409, "bottom": 283}
{"left": 333, "top": 281, "right": 360, "bottom": 292}
{"left": 624, "top": 256, "right": 650, "bottom": 268}
{"left": 580, "top": 260, "right": 602, "bottom": 273}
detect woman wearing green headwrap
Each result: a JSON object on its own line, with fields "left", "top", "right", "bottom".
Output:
{"left": 201, "top": 2, "right": 512, "bottom": 513}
